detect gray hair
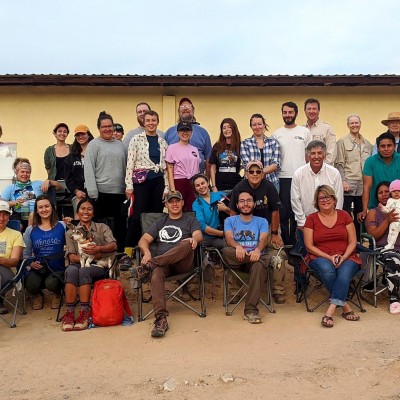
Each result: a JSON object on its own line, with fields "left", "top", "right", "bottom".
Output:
{"left": 306, "top": 140, "right": 326, "bottom": 153}
{"left": 347, "top": 114, "right": 361, "bottom": 124}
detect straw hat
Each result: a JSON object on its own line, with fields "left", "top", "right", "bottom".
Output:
{"left": 381, "top": 112, "right": 400, "bottom": 126}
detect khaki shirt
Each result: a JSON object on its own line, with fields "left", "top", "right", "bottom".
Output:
{"left": 305, "top": 119, "right": 336, "bottom": 165}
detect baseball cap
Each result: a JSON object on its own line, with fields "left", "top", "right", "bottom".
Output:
{"left": 113, "top": 123, "right": 124, "bottom": 133}
{"left": 164, "top": 191, "right": 183, "bottom": 202}
{"left": 179, "top": 97, "right": 193, "bottom": 107}
{"left": 177, "top": 121, "right": 193, "bottom": 131}
{"left": 0, "top": 200, "right": 12, "bottom": 215}
{"left": 53, "top": 123, "right": 69, "bottom": 134}
{"left": 246, "top": 160, "right": 263, "bottom": 171}
{"left": 74, "top": 124, "right": 90, "bottom": 135}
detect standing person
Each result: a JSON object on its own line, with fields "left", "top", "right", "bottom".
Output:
{"left": 113, "top": 123, "right": 124, "bottom": 141}
{"left": 359, "top": 132, "right": 400, "bottom": 222}
{"left": 123, "top": 102, "right": 164, "bottom": 148}
{"left": 291, "top": 140, "right": 343, "bottom": 231}
{"left": 272, "top": 102, "right": 311, "bottom": 245}
{"left": 164, "top": 97, "right": 212, "bottom": 174}
{"left": 62, "top": 198, "right": 117, "bottom": 332}
{"left": 125, "top": 110, "right": 168, "bottom": 247}
{"left": 372, "top": 112, "right": 400, "bottom": 154}
{"left": 64, "top": 124, "right": 94, "bottom": 217}
{"left": 335, "top": 115, "right": 372, "bottom": 237}
{"left": 84, "top": 111, "right": 127, "bottom": 251}
{"left": 229, "top": 161, "right": 286, "bottom": 303}
{"left": 304, "top": 185, "right": 361, "bottom": 327}
{"left": 303, "top": 98, "right": 336, "bottom": 165}
{"left": 23, "top": 195, "right": 66, "bottom": 310}
{"left": 240, "top": 113, "right": 280, "bottom": 191}
{"left": 0, "top": 200, "right": 24, "bottom": 315}
{"left": 165, "top": 121, "right": 200, "bottom": 211}
{"left": 223, "top": 190, "right": 271, "bottom": 324}
{"left": 209, "top": 118, "right": 242, "bottom": 194}
{"left": 44, "top": 122, "right": 71, "bottom": 185}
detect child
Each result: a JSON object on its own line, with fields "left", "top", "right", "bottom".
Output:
{"left": 379, "top": 179, "right": 400, "bottom": 250}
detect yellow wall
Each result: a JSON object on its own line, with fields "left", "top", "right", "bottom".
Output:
{"left": 1, "top": 85, "right": 400, "bottom": 180}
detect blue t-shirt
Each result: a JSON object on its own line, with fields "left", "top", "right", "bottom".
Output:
{"left": 146, "top": 134, "right": 162, "bottom": 180}
{"left": 224, "top": 215, "right": 268, "bottom": 253}
{"left": 1, "top": 181, "right": 43, "bottom": 214}
{"left": 23, "top": 222, "right": 66, "bottom": 272}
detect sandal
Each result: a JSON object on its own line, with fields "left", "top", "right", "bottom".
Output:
{"left": 321, "top": 315, "right": 334, "bottom": 328}
{"left": 341, "top": 311, "right": 360, "bottom": 321}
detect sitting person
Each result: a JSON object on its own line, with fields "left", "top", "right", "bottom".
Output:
{"left": 304, "top": 185, "right": 361, "bottom": 328}
{"left": 1, "top": 158, "right": 62, "bottom": 231}
{"left": 365, "top": 181, "right": 400, "bottom": 314}
{"left": 129, "top": 191, "right": 202, "bottom": 338}
{"left": 222, "top": 190, "right": 271, "bottom": 324}
{"left": 0, "top": 201, "right": 24, "bottom": 315}
{"left": 23, "top": 195, "right": 66, "bottom": 310}
{"left": 378, "top": 179, "right": 400, "bottom": 250}
{"left": 62, "top": 198, "right": 117, "bottom": 332}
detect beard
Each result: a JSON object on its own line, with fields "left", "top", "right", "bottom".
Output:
{"left": 283, "top": 116, "right": 296, "bottom": 126}
{"left": 180, "top": 113, "right": 193, "bottom": 122}
{"left": 137, "top": 116, "right": 145, "bottom": 127}
{"left": 239, "top": 209, "right": 254, "bottom": 216}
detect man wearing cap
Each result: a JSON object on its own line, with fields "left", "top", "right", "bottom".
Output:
{"left": 0, "top": 200, "right": 24, "bottom": 314}
{"left": 123, "top": 102, "right": 164, "bottom": 148}
{"left": 229, "top": 160, "right": 286, "bottom": 303}
{"left": 372, "top": 112, "right": 400, "bottom": 155}
{"left": 113, "top": 123, "right": 124, "bottom": 141}
{"left": 303, "top": 98, "right": 336, "bottom": 165}
{"left": 130, "top": 190, "right": 202, "bottom": 338}
{"left": 164, "top": 97, "right": 212, "bottom": 174}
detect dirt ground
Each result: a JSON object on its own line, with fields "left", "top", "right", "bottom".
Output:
{"left": 1, "top": 266, "right": 400, "bottom": 400}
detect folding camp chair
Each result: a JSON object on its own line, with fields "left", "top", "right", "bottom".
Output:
{"left": 0, "top": 257, "right": 34, "bottom": 328}
{"left": 134, "top": 212, "right": 206, "bottom": 322}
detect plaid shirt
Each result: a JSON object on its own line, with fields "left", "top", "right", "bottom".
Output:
{"left": 240, "top": 135, "right": 281, "bottom": 189}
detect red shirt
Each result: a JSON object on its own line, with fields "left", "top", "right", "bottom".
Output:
{"left": 305, "top": 210, "right": 361, "bottom": 265}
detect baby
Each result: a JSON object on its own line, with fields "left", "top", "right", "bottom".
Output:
{"left": 378, "top": 179, "right": 400, "bottom": 250}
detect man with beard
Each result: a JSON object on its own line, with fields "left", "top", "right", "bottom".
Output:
{"left": 164, "top": 97, "right": 212, "bottom": 174}
{"left": 223, "top": 190, "right": 271, "bottom": 324}
{"left": 123, "top": 102, "right": 164, "bottom": 148}
{"left": 303, "top": 98, "right": 336, "bottom": 165}
{"left": 272, "top": 101, "right": 311, "bottom": 245}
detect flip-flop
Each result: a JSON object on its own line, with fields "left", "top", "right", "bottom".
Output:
{"left": 321, "top": 315, "right": 334, "bottom": 328}
{"left": 341, "top": 311, "right": 360, "bottom": 321}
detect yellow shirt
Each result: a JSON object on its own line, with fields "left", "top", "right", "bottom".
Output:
{"left": 0, "top": 227, "right": 25, "bottom": 259}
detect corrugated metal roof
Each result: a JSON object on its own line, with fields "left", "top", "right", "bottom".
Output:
{"left": 0, "top": 74, "right": 400, "bottom": 87}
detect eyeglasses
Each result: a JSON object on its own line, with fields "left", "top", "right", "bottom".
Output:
{"left": 100, "top": 125, "right": 113, "bottom": 130}
{"left": 238, "top": 199, "right": 254, "bottom": 204}
{"left": 248, "top": 169, "right": 262, "bottom": 175}
{"left": 179, "top": 105, "right": 192, "bottom": 110}
{"left": 318, "top": 195, "right": 333, "bottom": 202}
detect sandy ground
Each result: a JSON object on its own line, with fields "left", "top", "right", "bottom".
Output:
{"left": 1, "top": 266, "right": 400, "bottom": 400}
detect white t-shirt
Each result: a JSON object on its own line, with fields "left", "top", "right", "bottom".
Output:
{"left": 272, "top": 125, "right": 312, "bottom": 178}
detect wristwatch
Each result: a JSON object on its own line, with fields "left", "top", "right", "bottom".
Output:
{"left": 271, "top": 230, "right": 278, "bottom": 235}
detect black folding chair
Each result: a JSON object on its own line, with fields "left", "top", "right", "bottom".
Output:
{"left": 134, "top": 212, "right": 206, "bottom": 322}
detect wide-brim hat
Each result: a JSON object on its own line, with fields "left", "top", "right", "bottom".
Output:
{"left": 381, "top": 112, "right": 400, "bottom": 126}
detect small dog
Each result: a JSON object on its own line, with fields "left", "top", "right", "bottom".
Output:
{"left": 67, "top": 223, "right": 112, "bottom": 269}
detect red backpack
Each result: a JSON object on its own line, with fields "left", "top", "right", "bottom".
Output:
{"left": 91, "top": 279, "right": 132, "bottom": 327}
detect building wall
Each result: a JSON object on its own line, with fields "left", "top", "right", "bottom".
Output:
{"left": 0, "top": 85, "right": 399, "bottom": 180}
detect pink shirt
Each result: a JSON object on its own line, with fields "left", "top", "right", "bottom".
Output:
{"left": 165, "top": 143, "right": 200, "bottom": 179}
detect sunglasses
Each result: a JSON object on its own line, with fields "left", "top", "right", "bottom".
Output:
{"left": 248, "top": 169, "right": 262, "bottom": 175}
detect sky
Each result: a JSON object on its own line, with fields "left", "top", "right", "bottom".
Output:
{"left": 1, "top": 0, "right": 399, "bottom": 76}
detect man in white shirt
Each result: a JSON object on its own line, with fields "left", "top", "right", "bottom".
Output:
{"left": 291, "top": 140, "right": 343, "bottom": 230}
{"left": 303, "top": 98, "right": 336, "bottom": 165}
{"left": 272, "top": 101, "right": 311, "bottom": 245}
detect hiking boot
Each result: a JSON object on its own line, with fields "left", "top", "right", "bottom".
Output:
{"left": 61, "top": 310, "right": 75, "bottom": 332}
{"left": 243, "top": 313, "right": 262, "bottom": 324}
{"left": 0, "top": 302, "right": 8, "bottom": 315}
{"left": 74, "top": 308, "right": 90, "bottom": 331}
{"left": 151, "top": 315, "right": 169, "bottom": 337}
{"left": 129, "top": 263, "right": 152, "bottom": 281}
{"left": 273, "top": 294, "right": 286, "bottom": 304}
{"left": 51, "top": 293, "right": 62, "bottom": 309}
{"left": 32, "top": 294, "right": 44, "bottom": 310}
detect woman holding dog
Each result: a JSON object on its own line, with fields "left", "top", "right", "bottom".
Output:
{"left": 303, "top": 185, "right": 361, "bottom": 328}
{"left": 62, "top": 198, "right": 117, "bottom": 332}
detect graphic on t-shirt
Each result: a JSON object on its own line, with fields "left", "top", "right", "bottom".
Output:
{"left": 0, "top": 240, "right": 6, "bottom": 255}
{"left": 236, "top": 230, "right": 255, "bottom": 241}
{"left": 219, "top": 150, "right": 237, "bottom": 173}
{"left": 234, "top": 229, "right": 257, "bottom": 251}
{"left": 159, "top": 225, "right": 183, "bottom": 243}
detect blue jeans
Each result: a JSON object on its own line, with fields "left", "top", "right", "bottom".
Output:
{"left": 308, "top": 257, "right": 359, "bottom": 306}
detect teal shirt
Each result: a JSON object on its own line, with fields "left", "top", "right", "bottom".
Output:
{"left": 363, "top": 152, "right": 400, "bottom": 208}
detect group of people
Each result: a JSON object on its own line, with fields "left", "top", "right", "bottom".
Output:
{"left": 1, "top": 96, "right": 400, "bottom": 336}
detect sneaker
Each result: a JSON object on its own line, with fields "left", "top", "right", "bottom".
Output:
{"left": 0, "top": 302, "right": 8, "bottom": 315}
{"left": 32, "top": 294, "right": 44, "bottom": 310}
{"left": 389, "top": 302, "right": 400, "bottom": 315}
{"left": 61, "top": 310, "right": 75, "bottom": 332}
{"left": 243, "top": 313, "right": 262, "bottom": 324}
{"left": 74, "top": 308, "right": 91, "bottom": 331}
{"left": 151, "top": 315, "right": 169, "bottom": 337}
{"left": 118, "top": 254, "right": 133, "bottom": 271}
{"left": 51, "top": 293, "right": 61, "bottom": 309}
{"left": 129, "top": 263, "right": 152, "bottom": 281}
{"left": 273, "top": 294, "right": 286, "bottom": 304}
